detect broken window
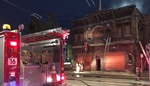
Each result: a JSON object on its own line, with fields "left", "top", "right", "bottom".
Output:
{"left": 116, "top": 21, "right": 131, "bottom": 38}
{"left": 128, "top": 53, "right": 133, "bottom": 64}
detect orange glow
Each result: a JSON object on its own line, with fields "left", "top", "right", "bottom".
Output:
{"left": 105, "top": 52, "right": 125, "bottom": 71}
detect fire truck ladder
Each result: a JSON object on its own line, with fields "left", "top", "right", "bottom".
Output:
{"left": 103, "top": 37, "right": 111, "bottom": 70}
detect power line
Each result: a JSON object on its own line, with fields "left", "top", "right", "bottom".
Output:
{"left": 3, "top": 0, "right": 42, "bottom": 19}
{"left": 86, "top": 0, "right": 91, "bottom": 6}
{"left": 31, "top": 13, "right": 42, "bottom": 19}
{"left": 86, "top": 0, "right": 95, "bottom": 6}
{"left": 85, "top": 0, "right": 102, "bottom": 10}
{"left": 91, "top": 0, "right": 95, "bottom": 5}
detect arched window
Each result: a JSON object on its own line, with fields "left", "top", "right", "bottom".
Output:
{"left": 86, "top": 28, "right": 93, "bottom": 41}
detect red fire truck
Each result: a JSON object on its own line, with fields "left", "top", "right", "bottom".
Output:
{"left": 21, "top": 27, "right": 69, "bottom": 86}
{"left": 0, "top": 24, "right": 69, "bottom": 86}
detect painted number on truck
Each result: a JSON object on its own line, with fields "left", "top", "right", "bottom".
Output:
{"left": 8, "top": 58, "right": 17, "bottom": 65}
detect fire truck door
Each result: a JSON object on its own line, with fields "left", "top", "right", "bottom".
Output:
{"left": 0, "top": 36, "right": 4, "bottom": 85}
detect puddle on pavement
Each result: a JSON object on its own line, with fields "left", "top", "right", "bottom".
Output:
{"left": 71, "top": 74, "right": 149, "bottom": 86}
{"left": 75, "top": 74, "right": 83, "bottom": 77}
{"left": 132, "top": 83, "right": 149, "bottom": 86}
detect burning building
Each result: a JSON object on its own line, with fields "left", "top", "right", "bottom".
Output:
{"left": 71, "top": 5, "right": 150, "bottom": 72}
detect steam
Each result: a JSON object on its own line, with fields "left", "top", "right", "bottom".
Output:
{"left": 109, "top": 0, "right": 148, "bottom": 13}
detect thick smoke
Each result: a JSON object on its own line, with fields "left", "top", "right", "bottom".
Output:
{"left": 109, "top": 0, "right": 150, "bottom": 14}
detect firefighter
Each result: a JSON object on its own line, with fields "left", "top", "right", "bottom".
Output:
{"left": 84, "top": 42, "right": 88, "bottom": 51}
{"left": 135, "top": 67, "right": 141, "bottom": 81}
{"left": 29, "top": 52, "right": 34, "bottom": 64}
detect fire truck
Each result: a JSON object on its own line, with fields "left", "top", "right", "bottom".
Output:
{"left": 0, "top": 24, "right": 21, "bottom": 86}
{"left": 21, "top": 27, "right": 69, "bottom": 86}
{"left": 0, "top": 24, "right": 69, "bottom": 86}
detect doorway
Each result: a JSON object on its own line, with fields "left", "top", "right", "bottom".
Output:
{"left": 96, "top": 56, "right": 101, "bottom": 71}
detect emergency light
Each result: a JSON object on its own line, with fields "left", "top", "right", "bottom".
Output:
{"left": 2, "top": 24, "right": 11, "bottom": 30}
{"left": 61, "top": 75, "right": 65, "bottom": 80}
{"left": 61, "top": 73, "right": 65, "bottom": 81}
{"left": 10, "top": 41, "right": 17, "bottom": 46}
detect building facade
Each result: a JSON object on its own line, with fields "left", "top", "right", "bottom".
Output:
{"left": 71, "top": 5, "right": 149, "bottom": 72}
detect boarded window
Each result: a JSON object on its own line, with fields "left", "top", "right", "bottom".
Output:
{"left": 80, "top": 32, "right": 84, "bottom": 41}
{"left": 116, "top": 21, "right": 131, "bottom": 38}
{"left": 116, "top": 23, "right": 122, "bottom": 38}
{"left": 74, "top": 33, "right": 78, "bottom": 43}
{"left": 123, "top": 22, "right": 131, "bottom": 37}
{"left": 74, "top": 31, "right": 84, "bottom": 42}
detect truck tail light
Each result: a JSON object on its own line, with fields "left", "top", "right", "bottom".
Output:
{"left": 47, "top": 77, "right": 52, "bottom": 83}
{"left": 9, "top": 77, "right": 16, "bottom": 86}
{"left": 10, "top": 41, "right": 17, "bottom": 46}
{"left": 61, "top": 74, "right": 65, "bottom": 81}
{"left": 10, "top": 72, "right": 15, "bottom": 77}
{"left": 9, "top": 72, "right": 16, "bottom": 86}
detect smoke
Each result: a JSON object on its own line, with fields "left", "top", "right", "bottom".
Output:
{"left": 109, "top": 0, "right": 149, "bottom": 14}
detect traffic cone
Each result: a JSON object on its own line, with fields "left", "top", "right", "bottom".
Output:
{"left": 51, "top": 64, "right": 57, "bottom": 82}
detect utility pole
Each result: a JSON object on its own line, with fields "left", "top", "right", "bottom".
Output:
{"left": 99, "top": 0, "right": 101, "bottom": 10}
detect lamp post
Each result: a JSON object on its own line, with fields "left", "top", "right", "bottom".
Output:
{"left": 99, "top": 0, "right": 101, "bottom": 10}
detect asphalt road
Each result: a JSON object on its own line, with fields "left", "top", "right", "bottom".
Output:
{"left": 64, "top": 71, "right": 150, "bottom": 86}
{"left": 65, "top": 77, "right": 149, "bottom": 86}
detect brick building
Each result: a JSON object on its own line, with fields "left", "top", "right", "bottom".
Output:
{"left": 71, "top": 5, "right": 150, "bottom": 72}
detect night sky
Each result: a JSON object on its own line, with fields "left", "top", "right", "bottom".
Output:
{"left": 0, "top": 0, "right": 150, "bottom": 30}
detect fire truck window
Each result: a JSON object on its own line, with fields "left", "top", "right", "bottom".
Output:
{"left": 21, "top": 49, "right": 30, "bottom": 64}
{"left": 42, "top": 49, "right": 53, "bottom": 64}
{"left": 53, "top": 46, "right": 60, "bottom": 62}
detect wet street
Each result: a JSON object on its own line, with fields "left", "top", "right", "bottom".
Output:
{"left": 65, "top": 77, "right": 149, "bottom": 86}
{"left": 64, "top": 71, "right": 149, "bottom": 86}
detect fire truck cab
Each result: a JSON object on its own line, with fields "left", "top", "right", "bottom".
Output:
{"left": 21, "top": 27, "right": 69, "bottom": 86}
